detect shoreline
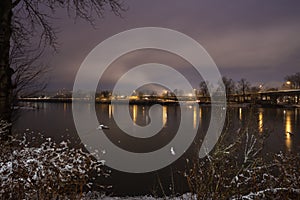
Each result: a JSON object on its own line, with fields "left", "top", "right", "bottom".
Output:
{"left": 17, "top": 98, "right": 300, "bottom": 108}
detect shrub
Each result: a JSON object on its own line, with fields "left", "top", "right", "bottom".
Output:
{"left": 185, "top": 108, "right": 300, "bottom": 199}
{"left": 0, "top": 127, "right": 107, "bottom": 200}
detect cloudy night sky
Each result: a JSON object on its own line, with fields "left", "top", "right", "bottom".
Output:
{"left": 42, "top": 0, "right": 300, "bottom": 91}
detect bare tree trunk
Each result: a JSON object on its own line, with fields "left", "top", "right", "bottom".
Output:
{"left": 0, "top": 0, "right": 13, "bottom": 140}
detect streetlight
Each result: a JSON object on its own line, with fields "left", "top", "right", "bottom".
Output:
{"left": 259, "top": 84, "right": 264, "bottom": 92}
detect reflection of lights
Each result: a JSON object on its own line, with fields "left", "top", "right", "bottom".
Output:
{"left": 63, "top": 103, "right": 67, "bottom": 113}
{"left": 109, "top": 104, "right": 113, "bottom": 119}
{"left": 285, "top": 111, "right": 292, "bottom": 152}
{"left": 193, "top": 106, "right": 197, "bottom": 129}
{"left": 199, "top": 107, "right": 202, "bottom": 126}
{"left": 133, "top": 105, "right": 137, "bottom": 124}
{"left": 286, "top": 132, "right": 291, "bottom": 151}
{"left": 258, "top": 111, "right": 263, "bottom": 133}
{"left": 162, "top": 106, "right": 167, "bottom": 127}
{"left": 239, "top": 108, "right": 242, "bottom": 120}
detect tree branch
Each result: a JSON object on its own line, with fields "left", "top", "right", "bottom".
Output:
{"left": 12, "top": 0, "right": 22, "bottom": 8}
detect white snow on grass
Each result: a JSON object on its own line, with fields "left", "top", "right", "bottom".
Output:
{"left": 82, "top": 193, "right": 197, "bottom": 200}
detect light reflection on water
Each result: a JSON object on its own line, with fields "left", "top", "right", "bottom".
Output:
{"left": 199, "top": 107, "right": 202, "bottom": 127}
{"left": 132, "top": 104, "right": 137, "bottom": 124}
{"left": 63, "top": 103, "right": 67, "bottom": 113}
{"left": 284, "top": 110, "right": 292, "bottom": 152}
{"left": 13, "top": 103, "right": 300, "bottom": 154}
{"left": 193, "top": 106, "right": 197, "bottom": 129}
{"left": 121, "top": 105, "right": 299, "bottom": 153}
{"left": 239, "top": 107, "right": 242, "bottom": 121}
{"left": 258, "top": 110, "right": 263, "bottom": 134}
{"left": 108, "top": 104, "right": 112, "bottom": 119}
{"left": 12, "top": 103, "right": 300, "bottom": 196}
{"left": 162, "top": 105, "right": 167, "bottom": 127}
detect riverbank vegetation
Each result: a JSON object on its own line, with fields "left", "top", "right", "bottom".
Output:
{"left": 185, "top": 108, "right": 300, "bottom": 199}
{"left": 2, "top": 108, "right": 300, "bottom": 199}
{"left": 0, "top": 122, "right": 108, "bottom": 200}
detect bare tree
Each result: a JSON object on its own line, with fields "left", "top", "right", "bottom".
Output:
{"left": 199, "top": 81, "right": 209, "bottom": 97}
{"left": 222, "top": 76, "right": 235, "bottom": 96}
{"left": 0, "top": 0, "right": 125, "bottom": 140}
{"left": 285, "top": 72, "right": 300, "bottom": 89}
{"left": 249, "top": 86, "right": 260, "bottom": 93}
{"left": 0, "top": 1, "right": 13, "bottom": 141}
{"left": 10, "top": 45, "right": 48, "bottom": 100}
{"left": 238, "top": 78, "right": 251, "bottom": 102}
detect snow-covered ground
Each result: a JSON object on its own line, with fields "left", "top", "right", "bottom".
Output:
{"left": 82, "top": 193, "right": 196, "bottom": 200}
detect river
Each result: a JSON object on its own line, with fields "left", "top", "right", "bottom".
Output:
{"left": 12, "top": 102, "right": 300, "bottom": 196}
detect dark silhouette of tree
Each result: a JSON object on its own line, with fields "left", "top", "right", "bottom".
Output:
{"left": 222, "top": 76, "right": 235, "bottom": 96}
{"left": 250, "top": 86, "right": 260, "bottom": 93}
{"left": 0, "top": 1, "right": 13, "bottom": 139}
{"left": 137, "top": 91, "right": 144, "bottom": 99}
{"left": 199, "top": 81, "right": 209, "bottom": 97}
{"left": 237, "top": 78, "right": 251, "bottom": 102}
{"left": 285, "top": 72, "right": 300, "bottom": 89}
{"left": 10, "top": 47, "right": 48, "bottom": 100}
{"left": 0, "top": 0, "right": 124, "bottom": 140}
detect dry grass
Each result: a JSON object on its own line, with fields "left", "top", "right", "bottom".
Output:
{"left": 185, "top": 108, "right": 300, "bottom": 199}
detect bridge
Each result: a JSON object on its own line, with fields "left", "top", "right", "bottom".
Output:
{"left": 196, "top": 89, "right": 300, "bottom": 107}
{"left": 228, "top": 89, "right": 300, "bottom": 106}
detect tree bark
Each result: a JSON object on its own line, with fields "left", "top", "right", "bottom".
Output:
{"left": 0, "top": 0, "right": 13, "bottom": 140}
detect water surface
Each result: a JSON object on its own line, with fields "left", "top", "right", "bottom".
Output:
{"left": 13, "top": 103, "right": 300, "bottom": 195}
